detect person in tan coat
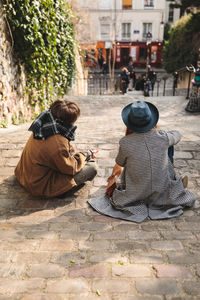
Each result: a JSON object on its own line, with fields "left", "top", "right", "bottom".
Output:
{"left": 15, "top": 99, "right": 97, "bottom": 198}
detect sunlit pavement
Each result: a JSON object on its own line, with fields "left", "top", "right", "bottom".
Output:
{"left": 0, "top": 94, "right": 200, "bottom": 300}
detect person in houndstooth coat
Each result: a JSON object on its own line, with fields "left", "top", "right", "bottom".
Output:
{"left": 88, "top": 101, "right": 195, "bottom": 223}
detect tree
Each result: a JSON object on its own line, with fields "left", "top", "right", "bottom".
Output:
{"left": 164, "top": 23, "right": 171, "bottom": 41}
{"left": 162, "top": 11, "right": 200, "bottom": 73}
{"left": 167, "top": 0, "right": 200, "bottom": 16}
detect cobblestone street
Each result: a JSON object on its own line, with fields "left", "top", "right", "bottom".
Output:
{"left": 0, "top": 94, "right": 200, "bottom": 300}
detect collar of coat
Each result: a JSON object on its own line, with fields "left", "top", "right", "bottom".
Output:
{"left": 28, "top": 110, "right": 77, "bottom": 141}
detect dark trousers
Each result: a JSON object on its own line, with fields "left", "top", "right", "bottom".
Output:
{"left": 57, "top": 161, "right": 97, "bottom": 198}
{"left": 168, "top": 146, "right": 174, "bottom": 164}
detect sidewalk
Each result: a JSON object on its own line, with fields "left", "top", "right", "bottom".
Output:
{"left": 0, "top": 94, "right": 200, "bottom": 299}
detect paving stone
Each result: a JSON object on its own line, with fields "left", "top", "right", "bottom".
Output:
{"left": 25, "top": 230, "right": 58, "bottom": 240}
{"left": 60, "top": 231, "right": 90, "bottom": 240}
{"left": 0, "top": 167, "right": 14, "bottom": 176}
{"left": 78, "top": 240, "right": 110, "bottom": 250}
{"left": 113, "top": 223, "right": 140, "bottom": 230}
{"left": 89, "top": 252, "right": 128, "bottom": 263}
{"left": 26, "top": 263, "right": 65, "bottom": 278}
{"left": 141, "top": 221, "right": 175, "bottom": 231}
{"left": 46, "top": 279, "right": 88, "bottom": 293}
{"left": 16, "top": 252, "right": 51, "bottom": 264}
{"left": 153, "top": 264, "right": 193, "bottom": 278}
{"left": 39, "top": 240, "right": 74, "bottom": 251}
{"left": 93, "top": 176, "right": 107, "bottom": 186}
{"left": 174, "top": 151, "right": 193, "bottom": 159}
{"left": 0, "top": 250, "right": 18, "bottom": 263}
{"left": 130, "top": 252, "right": 164, "bottom": 264}
{"left": 0, "top": 263, "right": 25, "bottom": 278}
{"left": 48, "top": 222, "right": 78, "bottom": 231}
{"left": 1, "top": 149, "right": 22, "bottom": 157}
{"left": 50, "top": 251, "right": 87, "bottom": 265}
{"left": 167, "top": 253, "right": 200, "bottom": 264}
{"left": 112, "top": 264, "right": 152, "bottom": 277}
{"left": 114, "top": 241, "right": 148, "bottom": 251}
{"left": 128, "top": 230, "right": 160, "bottom": 240}
{"left": 0, "top": 240, "right": 39, "bottom": 251}
{"left": 97, "top": 168, "right": 106, "bottom": 177}
{"left": 94, "top": 231, "right": 126, "bottom": 240}
{"left": 0, "top": 229, "right": 25, "bottom": 241}
{"left": 113, "top": 296, "right": 164, "bottom": 300}
{"left": 0, "top": 279, "right": 45, "bottom": 294}
{"left": 0, "top": 296, "right": 14, "bottom": 300}
{"left": 5, "top": 157, "right": 19, "bottom": 167}
{"left": 93, "top": 215, "right": 121, "bottom": 222}
{"left": 151, "top": 241, "right": 184, "bottom": 251}
{"left": 166, "top": 297, "right": 197, "bottom": 300}
{"left": 20, "top": 295, "right": 68, "bottom": 300}
{"left": 196, "top": 264, "right": 200, "bottom": 277}
{"left": 136, "top": 279, "right": 179, "bottom": 295}
{"left": 92, "top": 279, "right": 131, "bottom": 293}
{"left": 69, "top": 263, "right": 108, "bottom": 278}
{"left": 79, "top": 223, "right": 110, "bottom": 231}
{"left": 160, "top": 231, "right": 196, "bottom": 240}
{"left": 182, "top": 281, "right": 200, "bottom": 296}
{"left": 69, "top": 294, "right": 111, "bottom": 300}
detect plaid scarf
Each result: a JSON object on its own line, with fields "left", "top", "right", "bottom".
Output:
{"left": 28, "top": 110, "right": 77, "bottom": 141}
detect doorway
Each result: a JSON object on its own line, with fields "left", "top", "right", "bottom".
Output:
{"left": 121, "top": 48, "right": 130, "bottom": 66}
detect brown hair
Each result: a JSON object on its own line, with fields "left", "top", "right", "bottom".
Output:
{"left": 125, "top": 127, "right": 133, "bottom": 136}
{"left": 50, "top": 99, "right": 80, "bottom": 124}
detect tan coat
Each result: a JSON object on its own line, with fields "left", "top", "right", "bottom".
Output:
{"left": 15, "top": 134, "right": 86, "bottom": 197}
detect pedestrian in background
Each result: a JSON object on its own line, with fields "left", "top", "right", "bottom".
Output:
{"left": 15, "top": 99, "right": 98, "bottom": 198}
{"left": 147, "top": 65, "right": 157, "bottom": 91}
{"left": 127, "top": 59, "right": 136, "bottom": 90}
{"left": 120, "top": 67, "right": 130, "bottom": 94}
{"left": 102, "top": 61, "right": 108, "bottom": 74}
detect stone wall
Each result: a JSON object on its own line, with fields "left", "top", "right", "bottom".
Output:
{"left": 0, "top": 5, "right": 33, "bottom": 128}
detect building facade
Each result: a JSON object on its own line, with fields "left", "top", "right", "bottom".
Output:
{"left": 71, "top": 0, "right": 180, "bottom": 68}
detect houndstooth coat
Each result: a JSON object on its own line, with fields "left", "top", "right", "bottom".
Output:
{"left": 88, "top": 130, "right": 195, "bottom": 223}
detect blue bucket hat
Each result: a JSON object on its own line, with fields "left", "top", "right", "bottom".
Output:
{"left": 122, "top": 101, "right": 159, "bottom": 133}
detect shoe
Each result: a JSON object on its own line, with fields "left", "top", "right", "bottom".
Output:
{"left": 181, "top": 175, "right": 188, "bottom": 188}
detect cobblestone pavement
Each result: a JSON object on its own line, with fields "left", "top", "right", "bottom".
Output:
{"left": 0, "top": 94, "right": 200, "bottom": 300}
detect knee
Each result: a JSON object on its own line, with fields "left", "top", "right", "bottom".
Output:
{"left": 88, "top": 163, "right": 98, "bottom": 181}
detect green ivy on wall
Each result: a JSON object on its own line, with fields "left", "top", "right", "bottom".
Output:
{"left": 3, "top": 0, "right": 75, "bottom": 109}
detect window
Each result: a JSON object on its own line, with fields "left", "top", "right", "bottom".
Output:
{"left": 143, "top": 23, "right": 152, "bottom": 39}
{"left": 144, "top": 0, "right": 154, "bottom": 8}
{"left": 122, "top": 23, "right": 131, "bottom": 39}
{"left": 122, "top": 0, "right": 132, "bottom": 10}
{"left": 100, "top": 24, "right": 110, "bottom": 40}
{"left": 168, "top": 7, "right": 174, "bottom": 22}
{"left": 99, "top": 0, "right": 111, "bottom": 9}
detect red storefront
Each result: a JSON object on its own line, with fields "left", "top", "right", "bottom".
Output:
{"left": 115, "top": 41, "right": 163, "bottom": 69}
{"left": 81, "top": 41, "right": 163, "bottom": 69}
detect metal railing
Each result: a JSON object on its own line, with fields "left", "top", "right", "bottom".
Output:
{"left": 74, "top": 71, "right": 190, "bottom": 97}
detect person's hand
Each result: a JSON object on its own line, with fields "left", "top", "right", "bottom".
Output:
{"left": 106, "top": 176, "right": 117, "bottom": 197}
{"left": 89, "top": 148, "right": 99, "bottom": 159}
